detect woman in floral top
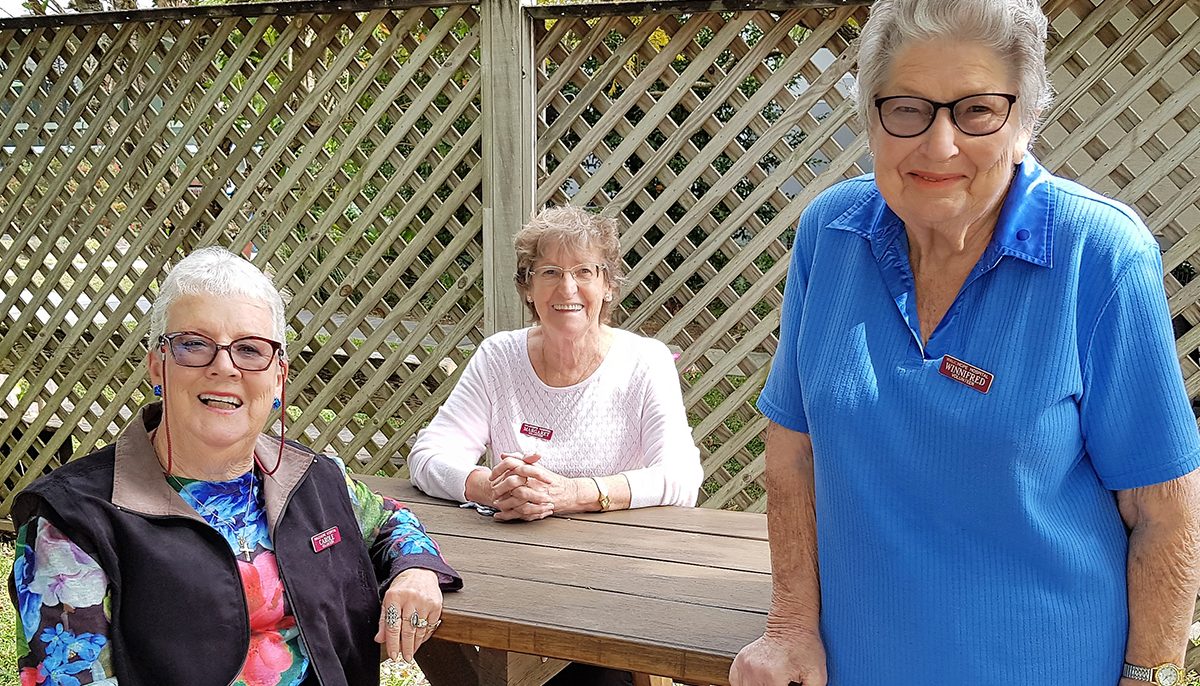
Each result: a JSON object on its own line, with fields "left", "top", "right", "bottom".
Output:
{"left": 8, "top": 247, "right": 461, "bottom": 686}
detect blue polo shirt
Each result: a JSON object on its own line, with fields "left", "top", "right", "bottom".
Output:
{"left": 759, "top": 155, "right": 1200, "bottom": 685}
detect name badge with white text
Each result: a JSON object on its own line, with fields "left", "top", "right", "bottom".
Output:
{"left": 520, "top": 423, "right": 553, "bottom": 441}
{"left": 938, "top": 355, "right": 994, "bottom": 394}
{"left": 311, "top": 526, "right": 342, "bottom": 553}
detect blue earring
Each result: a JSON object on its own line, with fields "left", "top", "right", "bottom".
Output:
{"left": 272, "top": 398, "right": 281, "bottom": 410}
{"left": 153, "top": 385, "right": 162, "bottom": 397}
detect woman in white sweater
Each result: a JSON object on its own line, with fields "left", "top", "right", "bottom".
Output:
{"left": 409, "top": 205, "right": 703, "bottom": 523}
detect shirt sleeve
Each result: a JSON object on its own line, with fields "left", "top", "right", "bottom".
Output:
{"left": 407, "top": 342, "right": 494, "bottom": 502}
{"left": 757, "top": 217, "right": 813, "bottom": 434}
{"left": 1080, "top": 244, "right": 1200, "bottom": 490}
{"left": 334, "top": 457, "right": 463, "bottom": 593}
{"left": 8, "top": 516, "right": 117, "bottom": 685}
{"left": 622, "top": 340, "right": 704, "bottom": 508}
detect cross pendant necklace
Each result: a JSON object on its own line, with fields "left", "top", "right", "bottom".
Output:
{"left": 236, "top": 534, "right": 253, "bottom": 561}
{"left": 169, "top": 472, "right": 259, "bottom": 562}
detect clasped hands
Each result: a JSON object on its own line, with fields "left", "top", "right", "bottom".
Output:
{"left": 483, "top": 452, "right": 580, "bottom": 521}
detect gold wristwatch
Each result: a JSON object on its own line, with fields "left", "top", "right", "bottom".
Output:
{"left": 1122, "top": 662, "right": 1183, "bottom": 686}
{"left": 591, "top": 476, "right": 611, "bottom": 511}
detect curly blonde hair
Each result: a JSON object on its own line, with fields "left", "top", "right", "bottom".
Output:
{"left": 512, "top": 205, "right": 626, "bottom": 324}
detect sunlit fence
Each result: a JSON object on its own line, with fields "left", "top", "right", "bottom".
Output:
{"left": 2, "top": 0, "right": 1199, "bottom": 528}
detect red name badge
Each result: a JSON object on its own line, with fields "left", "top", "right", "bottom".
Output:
{"left": 311, "top": 526, "right": 341, "bottom": 553}
{"left": 938, "top": 355, "right": 994, "bottom": 394}
{"left": 519, "top": 423, "right": 553, "bottom": 441}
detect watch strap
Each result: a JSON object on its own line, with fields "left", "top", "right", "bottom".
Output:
{"left": 590, "top": 476, "right": 611, "bottom": 511}
{"left": 1123, "top": 661, "right": 1183, "bottom": 685}
{"left": 1124, "top": 663, "right": 1154, "bottom": 682}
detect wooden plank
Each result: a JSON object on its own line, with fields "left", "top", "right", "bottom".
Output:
{"left": 438, "top": 572, "right": 761, "bottom": 685}
{"left": 431, "top": 533, "right": 770, "bottom": 612}
{"left": 360, "top": 475, "right": 769, "bottom": 538}
{"left": 408, "top": 502, "right": 770, "bottom": 574}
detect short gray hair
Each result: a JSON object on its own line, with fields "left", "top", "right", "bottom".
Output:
{"left": 513, "top": 205, "right": 626, "bottom": 324}
{"left": 150, "top": 247, "right": 288, "bottom": 355}
{"left": 853, "top": 0, "right": 1054, "bottom": 142}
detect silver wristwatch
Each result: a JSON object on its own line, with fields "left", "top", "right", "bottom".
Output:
{"left": 1122, "top": 662, "right": 1183, "bottom": 686}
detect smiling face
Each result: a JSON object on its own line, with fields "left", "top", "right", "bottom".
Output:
{"left": 527, "top": 241, "right": 613, "bottom": 341}
{"left": 147, "top": 294, "right": 285, "bottom": 462}
{"left": 870, "top": 40, "right": 1033, "bottom": 236}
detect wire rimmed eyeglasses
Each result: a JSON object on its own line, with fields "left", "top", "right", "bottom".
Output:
{"left": 520, "top": 263, "right": 607, "bottom": 285}
{"left": 159, "top": 331, "right": 283, "bottom": 372}
{"left": 874, "top": 93, "right": 1018, "bottom": 138}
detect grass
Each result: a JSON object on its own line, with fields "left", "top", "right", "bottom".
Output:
{"left": 0, "top": 542, "right": 425, "bottom": 685}
{"left": 0, "top": 542, "right": 15, "bottom": 685}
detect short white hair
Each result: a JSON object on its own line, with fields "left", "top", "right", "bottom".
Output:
{"left": 149, "top": 247, "right": 288, "bottom": 355}
{"left": 853, "top": 0, "right": 1054, "bottom": 144}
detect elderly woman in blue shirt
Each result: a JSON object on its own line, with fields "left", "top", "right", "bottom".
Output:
{"left": 730, "top": 1, "right": 1200, "bottom": 685}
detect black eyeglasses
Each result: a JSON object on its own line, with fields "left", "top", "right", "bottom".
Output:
{"left": 159, "top": 332, "right": 282, "bottom": 372}
{"left": 874, "top": 93, "right": 1018, "bottom": 138}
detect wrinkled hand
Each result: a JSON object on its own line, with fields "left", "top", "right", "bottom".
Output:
{"left": 375, "top": 568, "right": 443, "bottom": 663}
{"left": 487, "top": 453, "right": 578, "bottom": 521}
{"left": 729, "top": 630, "right": 826, "bottom": 686}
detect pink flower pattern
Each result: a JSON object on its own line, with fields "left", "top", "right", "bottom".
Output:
{"left": 235, "top": 551, "right": 304, "bottom": 686}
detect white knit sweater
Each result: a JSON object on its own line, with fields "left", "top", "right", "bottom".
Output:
{"left": 408, "top": 328, "right": 703, "bottom": 508}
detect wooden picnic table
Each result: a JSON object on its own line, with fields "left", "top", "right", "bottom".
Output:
{"left": 359, "top": 476, "right": 771, "bottom": 686}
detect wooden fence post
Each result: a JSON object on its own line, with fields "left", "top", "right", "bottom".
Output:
{"left": 481, "top": 0, "right": 534, "bottom": 335}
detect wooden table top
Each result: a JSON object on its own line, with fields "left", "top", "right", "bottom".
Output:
{"left": 360, "top": 476, "right": 770, "bottom": 686}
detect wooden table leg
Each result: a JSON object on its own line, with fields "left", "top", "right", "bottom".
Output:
{"left": 476, "top": 648, "right": 569, "bottom": 686}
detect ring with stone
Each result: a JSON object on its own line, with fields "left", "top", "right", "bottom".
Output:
{"left": 410, "top": 612, "right": 430, "bottom": 629}
{"left": 385, "top": 605, "right": 400, "bottom": 629}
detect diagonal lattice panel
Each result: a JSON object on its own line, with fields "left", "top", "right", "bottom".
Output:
{"left": 537, "top": 7, "right": 872, "bottom": 511}
{"left": 1036, "top": 0, "right": 1200, "bottom": 400}
{"left": 1, "top": 0, "right": 1198, "bottom": 518}
{"left": 536, "top": 0, "right": 1200, "bottom": 513}
{"left": 0, "top": 4, "right": 483, "bottom": 514}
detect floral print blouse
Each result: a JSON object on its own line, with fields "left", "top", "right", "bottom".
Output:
{"left": 11, "top": 457, "right": 448, "bottom": 686}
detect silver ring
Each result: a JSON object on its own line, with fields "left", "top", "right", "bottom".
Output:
{"left": 385, "top": 605, "right": 400, "bottom": 630}
{"left": 410, "top": 612, "right": 430, "bottom": 629}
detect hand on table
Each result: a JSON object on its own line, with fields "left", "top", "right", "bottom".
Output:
{"left": 729, "top": 630, "right": 826, "bottom": 686}
{"left": 487, "top": 453, "right": 580, "bottom": 521}
{"left": 375, "top": 568, "right": 443, "bottom": 663}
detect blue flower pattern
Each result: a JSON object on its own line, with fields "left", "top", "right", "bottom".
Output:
{"left": 176, "top": 472, "right": 272, "bottom": 556}
{"left": 334, "top": 457, "right": 447, "bottom": 568}
{"left": 12, "top": 532, "right": 42, "bottom": 643}
{"left": 387, "top": 508, "right": 440, "bottom": 557}
{"left": 39, "top": 624, "right": 107, "bottom": 686}
{"left": 13, "top": 456, "right": 455, "bottom": 685}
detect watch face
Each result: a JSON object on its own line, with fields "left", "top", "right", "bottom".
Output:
{"left": 1157, "top": 664, "right": 1181, "bottom": 686}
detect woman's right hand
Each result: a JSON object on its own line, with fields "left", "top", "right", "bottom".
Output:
{"left": 487, "top": 453, "right": 562, "bottom": 521}
{"left": 463, "top": 453, "right": 556, "bottom": 520}
{"left": 729, "top": 629, "right": 827, "bottom": 686}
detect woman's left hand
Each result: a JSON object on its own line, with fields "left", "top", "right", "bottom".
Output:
{"left": 375, "top": 568, "right": 443, "bottom": 663}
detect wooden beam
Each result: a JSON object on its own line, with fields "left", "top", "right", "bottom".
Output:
{"left": 0, "top": 0, "right": 474, "bottom": 30}
{"left": 527, "top": 0, "right": 872, "bottom": 20}
{"left": 477, "top": 649, "right": 569, "bottom": 686}
{"left": 481, "top": 0, "right": 535, "bottom": 335}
